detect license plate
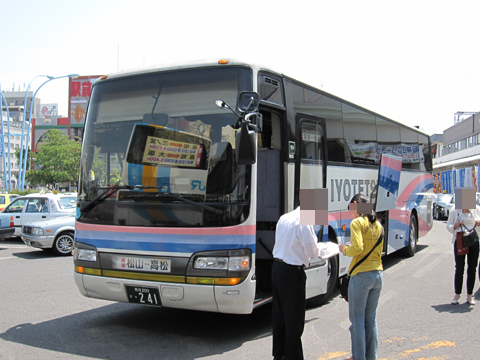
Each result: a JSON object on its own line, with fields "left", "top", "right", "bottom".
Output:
{"left": 113, "top": 256, "right": 171, "bottom": 273}
{"left": 125, "top": 286, "right": 161, "bottom": 306}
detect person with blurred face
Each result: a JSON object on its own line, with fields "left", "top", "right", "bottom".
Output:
{"left": 446, "top": 187, "right": 480, "bottom": 305}
{"left": 339, "top": 193, "right": 384, "bottom": 360}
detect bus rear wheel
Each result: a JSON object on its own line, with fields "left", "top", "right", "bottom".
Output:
{"left": 306, "top": 253, "right": 338, "bottom": 307}
{"left": 404, "top": 216, "right": 417, "bottom": 257}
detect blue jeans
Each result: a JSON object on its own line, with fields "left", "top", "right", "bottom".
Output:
{"left": 348, "top": 270, "right": 383, "bottom": 360}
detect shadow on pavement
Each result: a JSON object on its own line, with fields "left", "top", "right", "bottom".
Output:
{"left": 0, "top": 302, "right": 273, "bottom": 359}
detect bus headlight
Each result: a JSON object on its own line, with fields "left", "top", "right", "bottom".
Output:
{"left": 76, "top": 249, "right": 97, "bottom": 262}
{"left": 194, "top": 257, "right": 228, "bottom": 270}
{"left": 193, "top": 255, "right": 250, "bottom": 271}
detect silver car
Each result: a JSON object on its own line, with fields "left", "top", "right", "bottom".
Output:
{"left": 444, "top": 193, "right": 480, "bottom": 219}
{"left": 3, "top": 192, "right": 77, "bottom": 237}
{"left": 21, "top": 211, "right": 75, "bottom": 256}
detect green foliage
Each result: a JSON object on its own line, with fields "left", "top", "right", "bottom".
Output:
{"left": 110, "top": 168, "right": 123, "bottom": 185}
{"left": 8, "top": 189, "right": 37, "bottom": 196}
{"left": 14, "top": 148, "right": 33, "bottom": 171}
{"left": 26, "top": 129, "right": 81, "bottom": 186}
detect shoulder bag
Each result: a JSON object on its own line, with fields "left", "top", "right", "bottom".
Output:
{"left": 461, "top": 224, "right": 479, "bottom": 247}
{"left": 339, "top": 228, "right": 384, "bottom": 300}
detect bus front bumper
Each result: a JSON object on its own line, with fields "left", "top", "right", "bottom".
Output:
{"left": 74, "top": 267, "right": 256, "bottom": 314}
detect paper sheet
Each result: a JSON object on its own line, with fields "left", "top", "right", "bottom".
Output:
{"left": 317, "top": 242, "right": 340, "bottom": 260}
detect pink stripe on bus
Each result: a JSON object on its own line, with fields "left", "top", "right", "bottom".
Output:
{"left": 382, "top": 156, "right": 402, "bottom": 172}
{"left": 75, "top": 222, "right": 257, "bottom": 236}
{"left": 397, "top": 174, "right": 433, "bottom": 203}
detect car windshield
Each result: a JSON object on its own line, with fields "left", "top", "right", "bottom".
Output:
{"left": 437, "top": 194, "right": 452, "bottom": 203}
{"left": 58, "top": 197, "right": 77, "bottom": 209}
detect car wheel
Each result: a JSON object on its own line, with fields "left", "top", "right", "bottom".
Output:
{"left": 53, "top": 231, "right": 74, "bottom": 256}
{"left": 403, "top": 216, "right": 417, "bottom": 257}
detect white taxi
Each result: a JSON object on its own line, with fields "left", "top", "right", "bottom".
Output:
{"left": 2, "top": 192, "right": 77, "bottom": 237}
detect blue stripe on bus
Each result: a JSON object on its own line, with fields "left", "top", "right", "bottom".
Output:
{"left": 75, "top": 231, "right": 256, "bottom": 254}
{"left": 378, "top": 174, "right": 400, "bottom": 194}
{"left": 156, "top": 166, "right": 171, "bottom": 192}
{"left": 127, "top": 163, "right": 144, "bottom": 186}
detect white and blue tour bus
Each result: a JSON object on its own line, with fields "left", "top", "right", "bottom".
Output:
{"left": 74, "top": 59, "right": 433, "bottom": 313}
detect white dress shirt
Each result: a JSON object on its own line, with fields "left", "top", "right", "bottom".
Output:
{"left": 273, "top": 207, "right": 319, "bottom": 266}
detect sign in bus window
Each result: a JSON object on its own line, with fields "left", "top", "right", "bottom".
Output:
{"left": 126, "top": 124, "right": 210, "bottom": 170}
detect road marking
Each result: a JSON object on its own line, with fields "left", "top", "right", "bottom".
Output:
{"left": 317, "top": 351, "right": 349, "bottom": 360}
{"left": 0, "top": 256, "right": 14, "bottom": 260}
{"left": 317, "top": 338, "right": 455, "bottom": 360}
{"left": 397, "top": 340, "right": 455, "bottom": 357}
{"left": 0, "top": 244, "right": 27, "bottom": 248}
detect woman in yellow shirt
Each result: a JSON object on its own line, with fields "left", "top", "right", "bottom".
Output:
{"left": 339, "top": 193, "right": 384, "bottom": 360}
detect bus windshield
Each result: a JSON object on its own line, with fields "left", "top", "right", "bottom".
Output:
{"left": 78, "top": 67, "right": 253, "bottom": 227}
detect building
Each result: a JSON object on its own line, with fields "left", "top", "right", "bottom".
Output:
{"left": 430, "top": 133, "right": 443, "bottom": 159}
{"left": 0, "top": 91, "right": 40, "bottom": 189}
{"left": 433, "top": 111, "right": 480, "bottom": 193}
{"left": 0, "top": 117, "right": 27, "bottom": 189}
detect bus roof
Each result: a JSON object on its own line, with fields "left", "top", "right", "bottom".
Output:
{"left": 99, "top": 59, "right": 267, "bottom": 81}
{"left": 95, "top": 59, "right": 429, "bottom": 137}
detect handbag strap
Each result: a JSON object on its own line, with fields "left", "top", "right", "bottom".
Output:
{"left": 348, "top": 227, "right": 384, "bottom": 276}
{"left": 461, "top": 223, "right": 477, "bottom": 233}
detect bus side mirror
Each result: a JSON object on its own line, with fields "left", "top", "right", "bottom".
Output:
{"left": 235, "top": 122, "right": 256, "bottom": 165}
{"left": 237, "top": 92, "right": 260, "bottom": 113}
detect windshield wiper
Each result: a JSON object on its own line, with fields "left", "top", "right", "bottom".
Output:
{"left": 80, "top": 185, "right": 224, "bottom": 216}
{"left": 80, "top": 185, "right": 135, "bottom": 213}
{"left": 123, "top": 191, "right": 224, "bottom": 215}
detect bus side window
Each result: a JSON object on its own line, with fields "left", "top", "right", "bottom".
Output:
{"left": 326, "top": 118, "right": 346, "bottom": 163}
{"left": 300, "top": 121, "right": 323, "bottom": 162}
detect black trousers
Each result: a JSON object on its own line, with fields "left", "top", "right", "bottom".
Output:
{"left": 454, "top": 240, "right": 479, "bottom": 295}
{"left": 272, "top": 260, "right": 306, "bottom": 360}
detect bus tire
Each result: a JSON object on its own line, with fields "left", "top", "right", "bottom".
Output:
{"left": 306, "top": 253, "right": 338, "bottom": 308}
{"left": 404, "top": 215, "right": 417, "bottom": 257}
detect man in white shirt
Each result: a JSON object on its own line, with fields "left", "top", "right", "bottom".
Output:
{"left": 271, "top": 189, "right": 326, "bottom": 360}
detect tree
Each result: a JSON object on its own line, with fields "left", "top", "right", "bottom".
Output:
{"left": 14, "top": 148, "right": 33, "bottom": 172}
{"left": 26, "top": 129, "right": 82, "bottom": 186}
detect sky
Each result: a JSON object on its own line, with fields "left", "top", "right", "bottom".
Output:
{"left": 1, "top": 0, "right": 480, "bottom": 136}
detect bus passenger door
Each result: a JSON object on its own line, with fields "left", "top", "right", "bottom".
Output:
{"left": 255, "top": 110, "right": 283, "bottom": 296}
{"left": 375, "top": 154, "right": 402, "bottom": 253}
{"left": 294, "top": 114, "right": 330, "bottom": 299}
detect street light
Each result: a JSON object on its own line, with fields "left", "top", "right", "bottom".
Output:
{"left": 18, "top": 75, "right": 53, "bottom": 189}
{"left": 19, "top": 74, "right": 79, "bottom": 190}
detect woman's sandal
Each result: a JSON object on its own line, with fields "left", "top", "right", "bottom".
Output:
{"left": 467, "top": 295, "right": 476, "bottom": 305}
{"left": 451, "top": 295, "right": 460, "bottom": 305}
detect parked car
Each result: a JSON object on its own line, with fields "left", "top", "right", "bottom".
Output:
{"left": 0, "top": 213, "right": 15, "bottom": 239}
{"left": 21, "top": 211, "right": 75, "bottom": 255}
{"left": 444, "top": 192, "right": 480, "bottom": 219}
{"left": 2, "top": 192, "right": 77, "bottom": 237}
{"left": 433, "top": 193, "right": 453, "bottom": 220}
{"left": 0, "top": 191, "right": 20, "bottom": 212}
